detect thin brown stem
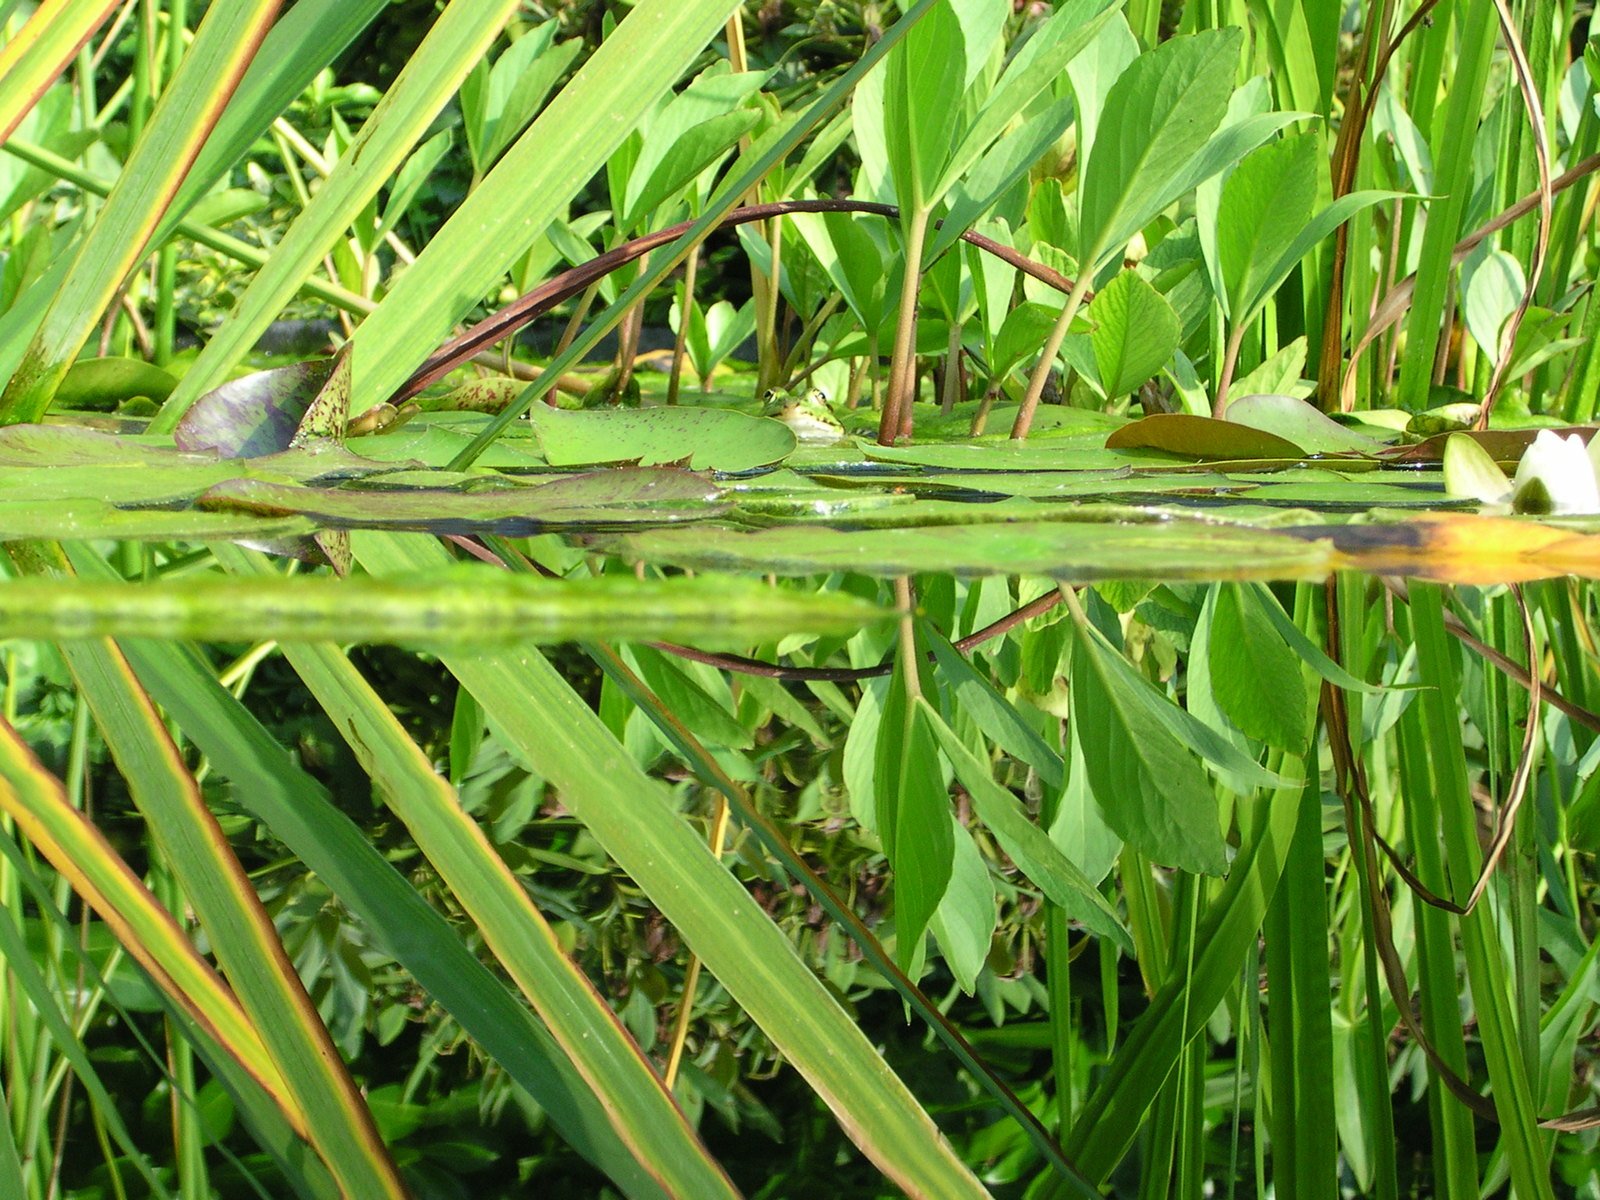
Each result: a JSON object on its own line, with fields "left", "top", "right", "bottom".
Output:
{"left": 666, "top": 248, "right": 698, "bottom": 405}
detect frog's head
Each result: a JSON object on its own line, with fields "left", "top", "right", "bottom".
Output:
{"left": 760, "top": 386, "right": 844, "bottom": 442}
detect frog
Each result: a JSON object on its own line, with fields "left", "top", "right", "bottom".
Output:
{"left": 761, "top": 386, "right": 846, "bottom": 444}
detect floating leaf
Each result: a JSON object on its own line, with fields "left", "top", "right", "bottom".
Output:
{"left": 624, "top": 520, "right": 1337, "bottom": 581}
{"left": 1105, "top": 413, "right": 1306, "bottom": 459}
{"left": 1226, "top": 394, "right": 1387, "bottom": 454}
{"left": 527, "top": 405, "right": 796, "bottom": 471}
{"left": 175, "top": 354, "right": 346, "bottom": 458}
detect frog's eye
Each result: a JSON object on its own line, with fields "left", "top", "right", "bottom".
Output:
{"left": 761, "top": 388, "right": 781, "bottom": 403}
{"left": 805, "top": 388, "right": 828, "bottom": 404}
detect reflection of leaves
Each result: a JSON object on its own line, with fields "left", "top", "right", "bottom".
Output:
{"left": 1070, "top": 620, "right": 1227, "bottom": 875}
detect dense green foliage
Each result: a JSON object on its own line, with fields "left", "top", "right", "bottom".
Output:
{"left": 0, "top": 1, "right": 1597, "bottom": 1198}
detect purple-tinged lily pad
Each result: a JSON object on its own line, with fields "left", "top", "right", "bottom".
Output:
{"left": 176, "top": 345, "right": 350, "bottom": 458}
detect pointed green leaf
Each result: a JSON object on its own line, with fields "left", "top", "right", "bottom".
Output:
{"left": 1078, "top": 29, "right": 1241, "bottom": 271}
{"left": 1088, "top": 270, "right": 1180, "bottom": 399}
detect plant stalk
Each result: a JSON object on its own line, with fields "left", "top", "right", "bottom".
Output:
{"left": 877, "top": 206, "right": 932, "bottom": 445}
{"left": 1011, "top": 271, "right": 1094, "bottom": 440}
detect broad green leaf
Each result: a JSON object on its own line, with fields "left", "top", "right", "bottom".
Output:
{"left": 1069, "top": 620, "right": 1227, "bottom": 874}
{"left": 934, "top": 0, "right": 1122, "bottom": 200}
{"left": 928, "top": 98, "right": 1077, "bottom": 262}
{"left": 882, "top": 0, "right": 967, "bottom": 210}
{"left": 1051, "top": 719, "right": 1124, "bottom": 884}
{"left": 992, "top": 300, "right": 1061, "bottom": 374}
{"left": 928, "top": 817, "right": 995, "bottom": 993}
{"left": 346, "top": 0, "right": 743, "bottom": 410}
{"left": 1208, "top": 583, "right": 1307, "bottom": 753}
{"left": 619, "top": 108, "right": 761, "bottom": 231}
{"left": 1462, "top": 246, "right": 1526, "bottom": 361}
{"left": 460, "top": 23, "right": 582, "bottom": 175}
{"left": 526, "top": 405, "right": 796, "bottom": 470}
{"left": 353, "top": 531, "right": 992, "bottom": 1197}
{"left": 1239, "top": 185, "right": 1404, "bottom": 325}
{"left": 1078, "top": 29, "right": 1241, "bottom": 272}
{"left": 920, "top": 699, "right": 1129, "bottom": 947}
{"left": 625, "top": 644, "right": 754, "bottom": 751}
{"left": 1230, "top": 336, "right": 1309, "bottom": 398}
{"left": 1209, "top": 132, "right": 1318, "bottom": 320}
{"left": 1244, "top": 582, "right": 1381, "bottom": 695}
{"left": 153, "top": 0, "right": 520, "bottom": 428}
{"left": 0, "top": 0, "right": 282, "bottom": 424}
{"left": 1088, "top": 270, "right": 1180, "bottom": 399}
{"left": 1065, "top": 760, "right": 1305, "bottom": 1179}
{"left": 1064, "top": 12, "right": 1139, "bottom": 174}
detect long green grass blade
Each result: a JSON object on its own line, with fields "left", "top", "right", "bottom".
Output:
{"left": 63, "top": 543, "right": 673, "bottom": 1199}
{"left": 0, "top": 717, "right": 295, "bottom": 1127}
{"left": 0, "top": 722, "right": 181, "bottom": 1200}
{"left": 346, "top": 0, "right": 742, "bottom": 410}
{"left": 1407, "top": 584, "right": 1553, "bottom": 1200}
{"left": 210, "top": 548, "right": 740, "bottom": 1198}
{"left": 0, "top": 0, "right": 118, "bottom": 144}
{"left": 0, "top": 0, "right": 281, "bottom": 424}
{"left": 153, "top": 0, "right": 522, "bottom": 428}
{"left": 0, "top": 569, "right": 880, "bottom": 645}
{"left": 353, "top": 529, "right": 991, "bottom": 1199}
{"left": 8, "top": 546, "right": 409, "bottom": 1199}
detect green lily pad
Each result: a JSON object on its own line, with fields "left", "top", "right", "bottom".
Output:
{"left": 527, "top": 405, "right": 796, "bottom": 471}
{"left": 622, "top": 520, "right": 1336, "bottom": 581}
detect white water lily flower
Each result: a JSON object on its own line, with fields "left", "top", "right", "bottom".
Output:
{"left": 1509, "top": 429, "right": 1600, "bottom": 515}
